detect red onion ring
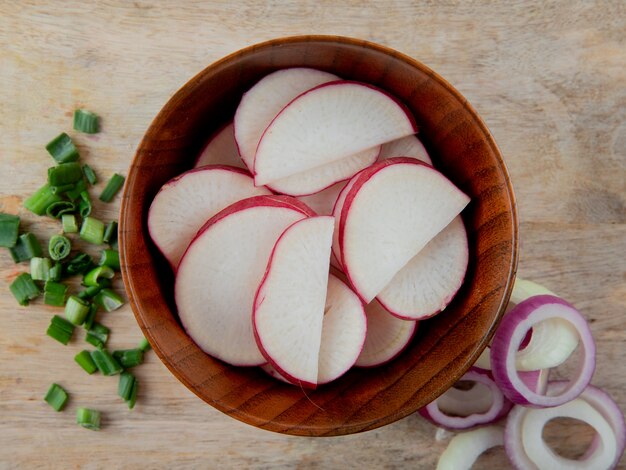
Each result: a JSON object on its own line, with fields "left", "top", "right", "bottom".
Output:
{"left": 490, "top": 295, "right": 595, "bottom": 407}
{"left": 420, "top": 368, "right": 512, "bottom": 430}
{"left": 436, "top": 425, "right": 504, "bottom": 470}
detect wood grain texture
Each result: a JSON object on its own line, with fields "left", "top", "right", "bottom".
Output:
{"left": 0, "top": 0, "right": 624, "bottom": 467}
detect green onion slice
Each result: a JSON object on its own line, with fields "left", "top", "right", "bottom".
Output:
{"left": 78, "top": 191, "right": 92, "bottom": 217}
{"left": 48, "top": 162, "right": 83, "bottom": 186}
{"left": 73, "top": 109, "right": 100, "bottom": 134}
{"left": 46, "top": 133, "right": 79, "bottom": 163}
{"left": 78, "top": 285, "right": 102, "bottom": 300}
{"left": 76, "top": 408, "right": 101, "bottom": 430}
{"left": 118, "top": 372, "right": 135, "bottom": 401}
{"left": 83, "top": 266, "right": 115, "bottom": 287}
{"left": 127, "top": 379, "right": 138, "bottom": 409}
{"left": 30, "top": 257, "right": 51, "bottom": 281}
{"left": 65, "top": 178, "right": 88, "bottom": 201}
{"left": 65, "top": 252, "right": 94, "bottom": 275}
{"left": 9, "top": 233, "right": 43, "bottom": 263}
{"left": 65, "top": 295, "right": 90, "bottom": 325}
{"left": 24, "top": 184, "right": 62, "bottom": 216}
{"left": 44, "top": 383, "right": 69, "bottom": 411}
{"left": 80, "top": 216, "right": 104, "bottom": 245}
{"left": 45, "top": 201, "right": 76, "bottom": 218}
{"left": 74, "top": 350, "right": 97, "bottom": 374}
{"left": 10, "top": 273, "right": 40, "bottom": 306}
{"left": 113, "top": 349, "right": 144, "bottom": 368}
{"left": 90, "top": 348, "right": 121, "bottom": 376}
{"left": 48, "top": 262, "right": 63, "bottom": 282}
{"left": 43, "top": 281, "right": 68, "bottom": 307}
{"left": 83, "top": 302, "right": 98, "bottom": 330}
{"left": 0, "top": 213, "right": 20, "bottom": 248}
{"left": 48, "top": 235, "right": 71, "bottom": 261}
{"left": 98, "top": 249, "right": 120, "bottom": 270}
{"left": 85, "top": 322, "right": 109, "bottom": 348}
{"left": 103, "top": 221, "right": 118, "bottom": 245}
{"left": 99, "top": 174, "right": 125, "bottom": 202}
{"left": 61, "top": 214, "right": 78, "bottom": 233}
{"left": 50, "top": 183, "right": 77, "bottom": 195}
{"left": 82, "top": 164, "right": 97, "bottom": 185}
{"left": 94, "top": 288, "right": 124, "bottom": 312}
{"left": 138, "top": 337, "right": 151, "bottom": 352}
{"left": 46, "top": 315, "right": 75, "bottom": 345}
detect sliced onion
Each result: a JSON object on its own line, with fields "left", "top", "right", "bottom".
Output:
{"left": 508, "top": 278, "right": 556, "bottom": 304}
{"left": 491, "top": 295, "right": 595, "bottom": 407}
{"left": 505, "top": 383, "right": 625, "bottom": 469}
{"left": 436, "top": 425, "right": 504, "bottom": 470}
{"left": 420, "top": 368, "right": 512, "bottom": 430}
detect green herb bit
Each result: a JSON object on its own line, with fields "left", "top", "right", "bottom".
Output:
{"left": 9, "top": 233, "right": 43, "bottom": 263}
{"left": 99, "top": 174, "right": 125, "bottom": 203}
{"left": 98, "top": 249, "right": 120, "bottom": 270}
{"left": 90, "top": 348, "right": 121, "bottom": 376}
{"left": 85, "top": 322, "right": 109, "bottom": 348}
{"left": 48, "top": 262, "right": 63, "bottom": 282}
{"left": 65, "top": 252, "right": 94, "bottom": 275}
{"left": 76, "top": 408, "right": 101, "bottom": 430}
{"left": 82, "top": 164, "right": 97, "bottom": 185}
{"left": 30, "top": 257, "right": 51, "bottom": 281}
{"left": 48, "top": 235, "right": 71, "bottom": 261}
{"left": 65, "top": 178, "right": 88, "bottom": 201}
{"left": 44, "top": 383, "right": 69, "bottom": 411}
{"left": 118, "top": 372, "right": 135, "bottom": 401}
{"left": 94, "top": 288, "right": 124, "bottom": 312}
{"left": 43, "top": 281, "right": 68, "bottom": 307}
{"left": 78, "top": 285, "right": 102, "bottom": 301}
{"left": 10, "top": 273, "right": 40, "bottom": 306}
{"left": 80, "top": 216, "right": 104, "bottom": 245}
{"left": 73, "top": 109, "right": 100, "bottom": 134}
{"left": 46, "top": 132, "right": 79, "bottom": 163}
{"left": 46, "top": 315, "right": 75, "bottom": 345}
{"left": 65, "top": 295, "right": 90, "bottom": 325}
{"left": 138, "top": 337, "right": 151, "bottom": 352}
{"left": 78, "top": 191, "right": 92, "bottom": 218}
{"left": 113, "top": 349, "right": 144, "bottom": 368}
{"left": 50, "top": 183, "right": 76, "bottom": 195}
{"left": 83, "top": 302, "right": 98, "bottom": 330}
{"left": 45, "top": 201, "right": 76, "bottom": 219}
{"left": 48, "top": 162, "right": 83, "bottom": 186}
{"left": 103, "top": 221, "right": 118, "bottom": 245}
{"left": 83, "top": 266, "right": 115, "bottom": 287}
{"left": 24, "top": 184, "right": 62, "bottom": 216}
{"left": 0, "top": 213, "right": 20, "bottom": 248}
{"left": 74, "top": 350, "right": 97, "bottom": 374}
{"left": 127, "top": 379, "right": 138, "bottom": 409}
{"left": 61, "top": 214, "right": 79, "bottom": 234}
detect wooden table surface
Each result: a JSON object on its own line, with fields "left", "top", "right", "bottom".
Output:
{"left": 1, "top": 1, "right": 624, "bottom": 468}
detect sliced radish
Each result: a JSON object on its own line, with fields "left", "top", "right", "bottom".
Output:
{"left": 330, "top": 175, "right": 360, "bottom": 268}
{"left": 298, "top": 181, "right": 346, "bottom": 216}
{"left": 339, "top": 158, "right": 470, "bottom": 303}
{"left": 254, "top": 81, "right": 417, "bottom": 185}
{"left": 234, "top": 67, "right": 339, "bottom": 171}
{"left": 379, "top": 135, "right": 432, "bottom": 164}
{"left": 148, "top": 166, "right": 271, "bottom": 269}
{"left": 175, "top": 195, "right": 314, "bottom": 366}
{"left": 260, "top": 363, "right": 293, "bottom": 384}
{"left": 194, "top": 122, "right": 245, "bottom": 169}
{"left": 253, "top": 216, "right": 335, "bottom": 388}
{"left": 355, "top": 299, "right": 417, "bottom": 368}
{"left": 266, "top": 145, "right": 380, "bottom": 196}
{"left": 376, "top": 216, "right": 468, "bottom": 320}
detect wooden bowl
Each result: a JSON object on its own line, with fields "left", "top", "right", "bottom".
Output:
{"left": 120, "top": 35, "right": 518, "bottom": 436}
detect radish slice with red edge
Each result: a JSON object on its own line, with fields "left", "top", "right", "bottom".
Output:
{"left": 436, "top": 426, "right": 504, "bottom": 470}
{"left": 490, "top": 295, "right": 595, "bottom": 407}
{"left": 419, "top": 368, "right": 512, "bottom": 430}
{"left": 194, "top": 122, "right": 245, "bottom": 169}
{"left": 505, "top": 383, "right": 625, "bottom": 470}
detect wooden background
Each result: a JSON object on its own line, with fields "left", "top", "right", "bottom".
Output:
{"left": 0, "top": 1, "right": 624, "bottom": 468}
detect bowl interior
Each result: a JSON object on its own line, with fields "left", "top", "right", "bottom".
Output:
{"left": 120, "top": 36, "right": 518, "bottom": 436}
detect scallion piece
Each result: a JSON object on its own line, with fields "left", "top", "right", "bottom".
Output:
{"left": 82, "top": 164, "right": 97, "bottom": 185}
{"left": 127, "top": 379, "right": 138, "bottom": 409}
{"left": 10, "top": 273, "right": 40, "bottom": 306}
{"left": 24, "top": 184, "right": 62, "bottom": 216}
{"left": 46, "top": 132, "right": 79, "bottom": 163}
{"left": 44, "top": 383, "right": 69, "bottom": 411}
{"left": 9, "top": 233, "right": 43, "bottom": 263}
{"left": 65, "top": 178, "right": 88, "bottom": 201}
{"left": 138, "top": 337, "right": 151, "bottom": 352}
{"left": 83, "top": 302, "right": 98, "bottom": 330}
{"left": 48, "top": 262, "right": 63, "bottom": 282}
{"left": 118, "top": 372, "right": 135, "bottom": 401}
{"left": 90, "top": 348, "right": 121, "bottom": 376}
{"left": 0, "top": 213, "right": 20, "bottom": 247}
{"left": 43, "top": 281, "right": 68, "bottom": 307}
{"left": 65, "top": 252, "right": 94, "bottom": 275}
{"left": 94, "top": 288, "right": 124, "bottom": 312}
{"left": 78, "top": 285, "right": 102, "bottom": 300}
{"left": 85, "top": 322, "right": 109, "bottom": 348}
{"left": 76, "top": 408, "right": 101, "bottom": 430}
{"left": 65, "top": 295, "right": 90, "bottom": 325}
{"left": 48, "top": 162, "right": 83, "bottom": 186}
{"left": 46, "top": 315, "right": 74, "bottom": 344}
{"left": 30, "top": 257, "right": 51, "bottom": 281}
{"left": 73, "top": 109, "right": 100, "bottom": 134}
{"left": 80, "top": 216, "right": 104, "bottom": 244}
{"left": 74, "top": 350, "right": 97, "bottom": 374}
{"left": 45, "top": 200, "right": 76, "bottom": 218}
{"left": 61, "top": 214, "right": 79, "bottom": 233}
{"left": 99, "top": 174, "right": 125, "bottom": 202}
{"left": 78, "top": 191, "right": 92, "bottom": 217}
{"left": 48, "top": 235, "right": 71, "bottom": 261}
{"left": 113, "top": 349, "right": 144, "bottom": 368}
{"left": 103, "top": 221, "right": 118, "bottom": 245}
{"left": 50, "top": 183, "right": 76, "bottom": 195}
{"left": 83, "top": 266, "right": 115, "bottom": 287}
{"left": 98, "top": 249, "right": 120, "bottom": 270}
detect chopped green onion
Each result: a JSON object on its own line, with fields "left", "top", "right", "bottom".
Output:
{"left": 94, "top": 288, "right": 124, "bottom": 312}
{"left": 65, "top": 295, "right": 90, "bottom": 325}
{"left": 83, "top": 302, "right": 98, "bottom": 330}
{"left": 99, "top": 249, "right": 120, "bottom": 270}
{"left": 113, "top": 349, "right": 144, "bottom": 368}
{"left": 78, "top": 191, "right": 92, "bottom": 217}
{"left": 118, "top": 372, "right": 135, "bottom": 401}
{"left": 80, "top": 216, "right": 104, "bottom": 244}
{"left": 46, "top": 132, "right": 79, "bottom": 163}
{"left": 82, "top": 164, "right": 97, "bottom": 185}
{"left": 46, "top": 315, "right": 75, "bottom": 344}
{"left": 78, "top": 285, "right": 102, "bottom": 300}
{"left": 61, "top": 214, "right": 79, "bottom": 233}
{"left": 50, "top": 183, "right": 76, "bottom": 195}
{"left": 110, "top": 238, "right": 118, "bottom": 251}
{"left": 83, "top": 266, "right": 115, "bottom": 287}
{"left": 85, "top": 322, "right": 109, "bottom": 348}
{"left": 44, "top": 383, "right": 69, "bottom": 411}
{"left": 65, "top": 178, "right": 88, "bottom": 201}
{"left": 138, "top": 337, "right": 151, "bottom": 352}
{"left": 90, "top": 348, "right": 121, "bottom": 376}
{"left": 0, "top": 213, "right": 20, "bottom": 247}
{"left": 97, "top": 278, "right": 112, "bottom": 288}
{"left": 127, "top": 379, "right": 138, "bottom": 409}
{"left": 9, "top": 233, "right": 43, "bottom": 263}
{"left": 43, "top": 281, "right": 68, "bottom": 306}
{"left": 48, "top": 262, "right": 63, "bottom": 282}
{"left": 103, "top": 221, "right": 118, "bottom": 245}
{"left": 74, "top": 350, "right": 97, "bottom": 374}
{"left": 99, "top": 174, "right": 125, "bottom": 202}
{"left": 48, "top": 235, "right": 71, "bottom": 261}
{"left": 73, "top": 109, "right": 100, "bottom": 134}
{"left": 76, "top": 408, "right": 101, "bottom": 430}
{"left": 65, "top": 252, "right": 94, "bottom": 275}
{"left": 10, "top": 273, "right": 40, "bottom": 305}
{"left": 24, "top": 184, "right": 62, "bottom": 216}
{"left": 30, "top": 257, "right": 51, "bottom": 281}
{"left": 45, "top": 200, "right": 76, "bottom": 218}
{"left": 48, "top": 162, "right": 83, "bottom": 186}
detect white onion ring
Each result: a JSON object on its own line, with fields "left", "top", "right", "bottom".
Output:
{"left": 436, "top": 426, "right": 504, "bottom": 470}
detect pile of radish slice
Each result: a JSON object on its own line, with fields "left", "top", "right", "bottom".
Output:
{"left": 148, "top": 67, "right": 471, "bottom": 387}
{"left": 431, "top": 278, "right": 625, "bottom": 470}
